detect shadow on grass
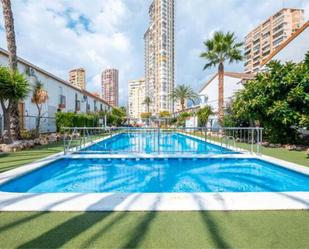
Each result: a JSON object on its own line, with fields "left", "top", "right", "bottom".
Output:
{"left": 1, "top": 194, "right": 162, "bottom": 249}
{"left": 193, "top": 193, "right": 231, "bottom": 249}
{"left": 15, "top": 194, "right": 134, "bottom": 249}
{"left": 80, "top": 194, "right": 143, "bottom": 248}
{"left": 0, "top": 194, "right": 86, "bottom": 234}
{"left": 121, "top": 196, "right": 161, "bottom": 249}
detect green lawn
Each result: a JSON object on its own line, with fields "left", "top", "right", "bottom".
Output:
{"left": 0, "top": 211, "right": 308, "bottom": 248}
{"left": 0, "top": 141, "right": 64, "bottom": 173}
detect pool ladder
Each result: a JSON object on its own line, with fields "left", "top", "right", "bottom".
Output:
{"left": 221, "top": 136, "right": 236, "bottom": 151}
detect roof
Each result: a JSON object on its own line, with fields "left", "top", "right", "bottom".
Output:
{"left": 0, "top": 48, "right": 112, "bottom": 107}
{"left": 261, "top": 20, "right": 309, "bottom": 67}
{"left": 199, "top": 71, "right": 255, "bottom": 93}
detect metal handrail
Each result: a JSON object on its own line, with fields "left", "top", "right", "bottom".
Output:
{"left": 221, "top": 135, "right": 236, "bottom": 151}
{"left": 62, "top": 127, "right": 263, "bottom": 155}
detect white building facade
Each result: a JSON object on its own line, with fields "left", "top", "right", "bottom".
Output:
{"left": 199, "top": 72, "right": 254, "bottom": 128}
{"left": 0, "top": 48, "right": 112, "bottom": 133}
{"left": 128, "top": 78, "right": 146, "bottom": 119}
{"left": 144, "top": 0, "right": 175, "bottom": 115}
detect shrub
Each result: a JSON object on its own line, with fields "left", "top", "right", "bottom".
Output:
{"left": 55, "top": 112, "right": 99, "bottom": 131}
{"left": 177, "top": 112, "right": 191, "bottom": 127}
{"left": 197, "top": 105, "right": 213, "bottom": 127}
{"left": 232, "top": 52, "right": 309, "bottom": 144}
{"left": 141, "top": 112, "right": 152, "bottom": 119}
{"left": 20, "top": 129, "right": 36, "bottom": 140}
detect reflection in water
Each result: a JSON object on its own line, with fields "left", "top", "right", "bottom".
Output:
{"left": 1, "top": 158, "right": 308, "bottom": 193}
{"left": 84, "top": 132, "right": 231, "bottom": 154}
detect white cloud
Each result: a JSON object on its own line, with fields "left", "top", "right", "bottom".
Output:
{"left": 0, "top": 0, "right": 308, "bottom": 106}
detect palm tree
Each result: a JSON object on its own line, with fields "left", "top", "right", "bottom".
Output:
{"left": 143, "top": 96, "right": 152, "bottom": 113}
{"left": 0, "top": 67, "right": 29, "bottom": 143}
{"left": 31, "top": 81, "right": 48, "bottom": 137}
{"left": 197, "top": 105, "right": 213, "bottom": 127}
{"left": 1, "top": 0, "right": 21, "bottom": 140}
{"left": 170, "top": 84, "right": 199, "bottom": 111}
{"left": 200, "top": 31, "right": 243, "bottom": 120}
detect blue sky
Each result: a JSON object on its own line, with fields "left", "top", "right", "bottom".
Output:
{"left": 0, "top": 0, "right": 308, "bottom": 106}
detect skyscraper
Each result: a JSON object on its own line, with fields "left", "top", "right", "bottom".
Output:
{"left": 69, "top": 68, "right": 86, "bottom": 89}
{"left": 128, "top": 78, "right": 146, "bottom": 118}
{"left": 244, "top": 8, "right": 304, "bottom": 73}
{"left": 144, "top": 0, "right": 175, "bottom": 115}
{"left": 101, "top": 69, "right": 119, "bottom": 107}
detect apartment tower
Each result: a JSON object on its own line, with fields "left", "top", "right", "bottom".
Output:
{"left": 69, "top": 68, "right": 86, "bottom": 89}
{"left": 144, "top": 0, "right": 175, "bottom": 115}
{"left": 244, "top": 8, "right": 304, "bottom": 73}
{"left": 101, "top": 69, "right": 119, "bottom": 107}
{"left": 128, "top": 78, "right": 146, "bottom": 118}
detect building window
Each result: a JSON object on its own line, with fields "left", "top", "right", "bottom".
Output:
{"left": 75, "top": 100, "right": 81, "bottom": 112}
{"left": 94, "top": 100, "right": 97, "bottom": 112}
{"left": 59, "top": 95, "right": 66, "bottom": 109}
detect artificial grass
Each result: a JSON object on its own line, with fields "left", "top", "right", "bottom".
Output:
{"left": 0, "top": 141, "right": 64, "bottom": 173}
{"left": 0, "top": 211, "right": 308, "bottom": 248}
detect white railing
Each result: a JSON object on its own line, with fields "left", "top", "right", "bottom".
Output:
{"left": 61, "top": 127, "right": 263, "bottom": 155}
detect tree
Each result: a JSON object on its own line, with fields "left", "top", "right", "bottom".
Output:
{"left": 197, "top": 105, "right": 213, "bottom": 127}
{"left": 232, "top": 52, "right": 309, "bottom": 144}
{"left": 31, "top": 80, "right": 48, "bottom": 137}
{"left": 141, "top": 112, "right": 151, "bottom": 119}
{"left": 170, "top": 84, "right": 199, "bottom": 111}
{"left": 176, "top": 112, "right": 191, "bottom": 127}
{"left": 159, "top": 111, "right": 171, "bottom": 118}
{"left": 110, "top": 107, "right": 126, "bottom": 126}
{"left": 200, "top": 31, "right": 243, "bottom": 120}
{"left": 1, "top": 0, "right": 21, "bottom": 140}
{"left": 143, "top": 96, "right": 152, "bottom": 113}
{"left": 0, "top": 67, "right": 29, "bottom": 143}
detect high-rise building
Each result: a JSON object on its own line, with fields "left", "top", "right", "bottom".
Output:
{"left": 144, "top": 0, "right": 175, "bottom": 115}
{"left": 101, "top": 69, "right": 119, "bottom": 107}
{"left": 69, "top": 68, "right": 86, "bottom": 89}
{"left": 244, "top": 8, "right": 304, "bottom": 73}
{"left": 128, "top": 78, "right": 146, "bottom": 118}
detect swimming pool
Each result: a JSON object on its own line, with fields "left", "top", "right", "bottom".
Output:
{"left": 82, "top": 132, "right": 233, "bottom": 154}
{"left": 1, "top": 158, "right": 308, "bottom": 193}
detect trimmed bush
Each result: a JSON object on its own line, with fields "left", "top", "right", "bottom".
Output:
{"left": 55, "top": 112, "right": 99, "bottom": 131}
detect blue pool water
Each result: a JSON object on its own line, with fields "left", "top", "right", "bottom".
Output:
{"left": 83, "top": 132, "right": 232, "bottom": 154}
{"left": 1, "top": 158, "right": 308, "bottom": 193}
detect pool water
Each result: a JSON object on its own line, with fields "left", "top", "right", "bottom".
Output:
{"left": 83, "top": 132, "right": 233, "bottom": 154}
{"left": 1, "top": 158, "right": 308, "bottom": 193}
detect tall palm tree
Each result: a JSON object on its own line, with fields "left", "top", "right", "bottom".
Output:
{"left": 143, "top": 96, "right": 152, "bottom": 113}
{"left": 31, "top": 80, "right": 48, "bottom": 137}
{"left": 200, "top": 31, "right": 243, "bottom": 120}
{"left": 170, "top": 84, "right": 199, "bottom": 111}
{"left": 1, "top": 0, "right": 21, "bottom": 140}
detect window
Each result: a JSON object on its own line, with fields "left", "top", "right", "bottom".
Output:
{"left": 94, "top": 100, "right": 97, "bottom": 112}
{"left": 75, "top": 100, "right": 80, "bottom": 112}
{"left": 59, "top": 95, "right": 66, "bottom": 109}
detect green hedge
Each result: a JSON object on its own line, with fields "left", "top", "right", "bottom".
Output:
{"left": 56, "top": 112, "right": 99, "bottom": 131}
